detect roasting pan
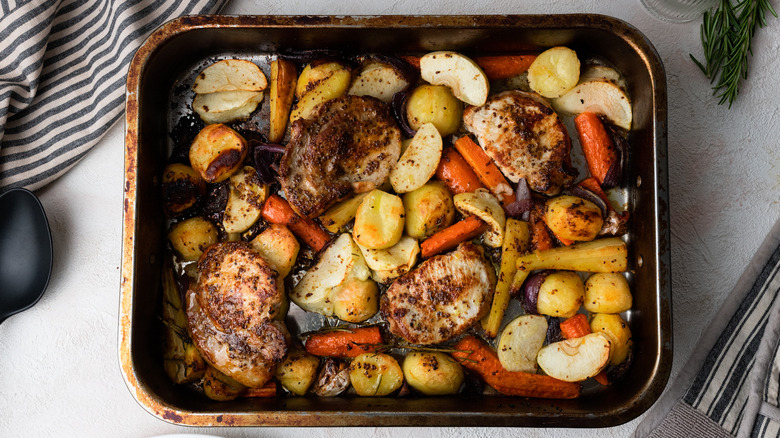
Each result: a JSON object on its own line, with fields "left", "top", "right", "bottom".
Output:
{"left": 120, "top": 14, "right": 671, "bottom": 427}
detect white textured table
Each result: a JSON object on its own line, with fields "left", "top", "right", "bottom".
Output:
{"left": 2, "top": 1, "right": 778, "bottom": 437}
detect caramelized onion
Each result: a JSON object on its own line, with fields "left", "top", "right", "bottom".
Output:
{"left": 503, "top": 178, "right": 533, "bottom": 219}
{"left": 391, "top": 90, "right": 417, "bottom": 138}
{"left": 522, "top": 270, "right": 550, "bottom": 314}
{"left": 601, "top": 121, "right": 629, "bottom": 189}
{"left": 251, "top": 142, "right": 285, "bottom": 184}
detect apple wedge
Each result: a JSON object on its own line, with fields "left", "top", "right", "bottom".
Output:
{"left": 348, "top": 60, "right": 413, "bottom": 103}
{"left": 419, "top": 51, "right": 489, "bottom": 106}
{"left": 389, "top": 122, "right": 442, "bottom": 193}
{"left": 497, "top": 315, "right": 548, "bottom": 373}
{"left": 192, "top": 90, "right": 263, "bottom": 124}
{"left": 268, "top": 58, "right": 298, "bottom": 143}
{"left": 222, "top": 166, "right": 269, "bottom": 234}
{"left": 357, "top": 235, "right": 420, "bottom": 283}
{"left": 551, "top": 79, "right": 632, "bottom": 130}
{"left": 193, "top": 59, "right": 267, "bottom": 94}
{"left": 536, "top": 332, "right": 611, "bottom": 382}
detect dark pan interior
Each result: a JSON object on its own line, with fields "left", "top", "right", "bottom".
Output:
{"left": 123, "top": 14, "right": 671, "bottom": 427}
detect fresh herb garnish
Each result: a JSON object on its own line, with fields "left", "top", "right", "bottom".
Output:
{"left": 691, "top": 0, "right": 777, "bottom": 107}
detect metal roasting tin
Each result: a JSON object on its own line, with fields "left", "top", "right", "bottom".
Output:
{"left": 121, "top": 15, "right": 671, "bottom": 427}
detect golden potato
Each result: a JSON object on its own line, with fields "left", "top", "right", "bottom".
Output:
{"left": 590, "top": 313, "right": 632, "bottom": 365}
{"left": 544, "top": 195, "right": 604, "bottom": 242}
{"left": 275, "top": 349, "right": 321, "bottom": 396}
{"left": 223, "top": 166, "right": 269, "bottom": 234}
{"left": 161, "top": 163, "right": 205, "bottom": 216}
{"left": 168, "top": 217, "right": 218, "bottom": 261}
{"left": 319, "top": 192, "right": 369, "bottom": 233}
{"left": 527, "top": 46, "right": 580, "bottom": 98}
{"left": 536, "top": 271, "right": 585, "bottom": 318}
{"left": 250, "top": 224, "right": 300, "bottom": 278}
{"left": 333, "top": 276, "right": 379, "bottom": 323}
{"left": 402, "top": 352, "right": 464, "bottom": 395}
{"left": 584, "top": 273, "right": 633, "bottom": 314}
{"left": 268, "top": 58, "right": 298, "bottom": 143}
{"left": 406, "top": 84, "right": 463, "bottom": 136}
{"left": 349, "top": 353, "right": 404, "bottom": 396}
{"left": 189, "top": 123, "right": 248, "bottom": 183}
{"left": 290, "top": 61, "right": 352, "bottom": 122}
{"left": 402, "top": 181, "right": 455, "bottom": 240}
{"left": 353, "top": 190, "right": 405, "bottom": 250}
{"left": 202, "top": 366, "right": 246, "bottom": 401}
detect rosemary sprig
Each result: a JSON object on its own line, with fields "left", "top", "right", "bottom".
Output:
{"left": 691, "top": 0, "right": 777, "bottom": 107}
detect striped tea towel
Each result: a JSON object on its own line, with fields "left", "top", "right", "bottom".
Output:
{"left": 0, "top": 0, "right": 228, "bottom": 192}
{"left": 634, "top": 218, "right": 780, "bottom": 437}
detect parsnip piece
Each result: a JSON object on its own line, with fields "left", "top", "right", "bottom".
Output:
{"left": 420, "top": 51, "right": 489, "bottom": 106}
{"left": 319, "top": 192, "right": 370, "bottom": 233}
{"left": 527, "top": 46, "right": 580, "bottom": 98}
{"left": 269, "top": 58, "right": 298, "bottom": 143}
{"left": 515, "top": 237, "right": 627, "bottom": 273}
{"left": 162, "top": 265, "right": 206, "bottom": 384}
{"left": 389, "top": 123, "right": 443, "bottom": 194}
{"left": 536, "top": 333, "right": 611, "bottom": 382}
{"left": 193, "top": 59, "right": 267, "bottom": 93}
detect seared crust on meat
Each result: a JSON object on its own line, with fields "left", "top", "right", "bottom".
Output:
{"left": 279, "top": 95, "right": 401, "bottom": 218}
{"left": 463, "top": 90, "right": 577, "bottom": 195}
{"left": 186, "top": 242, "right": 289, "bottom": 387}
{"left": 380, "top": 242, "right": 496, "bottom": 345}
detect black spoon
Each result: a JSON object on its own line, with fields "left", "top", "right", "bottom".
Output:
{"left": 0, "top": 188, "right": 53, "bottom": 325}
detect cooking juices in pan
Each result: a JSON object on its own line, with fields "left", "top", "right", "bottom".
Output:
{"left": 161, "top": 47, "right": 636, "bottom": 402}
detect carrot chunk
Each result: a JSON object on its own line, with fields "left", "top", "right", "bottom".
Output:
{"left": 304, "top": 326, "right": 383, "bottom": 358}
{"left": 574, "top": 112, "right": 618, "bottom": 186}
{"left": 261, "top": 194, "right": 331, "bottom": 251}
{"left": 420, "top": 215, "right": 487, "bottom": 258}
{"left": 243, "top": 381, "right": 277, "bottom": 398}
{"left": 473, "top": 55, "right": 537, "bottom": 81}
{"left": 435, "top": 147, "right": 485, "bottom": 194}
{"left": 453, "top": 136, "right": 516, "bottom": 207}
{"left": 559, "top": 313, "right": 592, "bottom": 340}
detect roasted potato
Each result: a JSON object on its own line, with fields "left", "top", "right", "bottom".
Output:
{"left": 453, "top": 189, "right": 506, "bottom": 248}
{"left": 275, "top": 349, "right": 321, "bottom": 396}
{"left": 290, "top": 61, "right": 352, "bottom": 122}
{"left": 527, "top": 46, "right": 580, "bottom": 98}
{"left": 590, "top": 313, "right": 632, "bottom": 365}
{"left": 389, "top": 122, "right": 443, "bottom": 193}
{"left": 402, "top": 181, "right": 455, "bottom": 240}
{"left": 584, "top": 273, "right": 632, "bottom": 314}
{"left": 497, "top": 314, "right": 548, "bottom": 373}
{"left": 268, "top": 58, "right": 298, "bottom": 143}
{"left": 168, "top": 217, "right": 219, "bottom": 261}
{"left": 402, "top": 351, "right": 464, "bottom": 395}
{"left": 536, "top": 332, "right": 611, "bottom": 382}
{"left": 544, "top": 195, "right": 604, "bottom": 242}
{"left": 193, "top": 59, "right": 267, "bottom": 94}
{"left": 189, "top": 123, "right": 248, "bottom": 183}
{"left": 161, "top": 163, "right": 205, "bottom": 216}
{"left": 319, "top": 192, "right": 369, "bottom": 233}
{"left": 358, "top": 235, "right": 420, "bottom": 283}
{"left": 353, "top": 190, "right": 405, "bottom": 250}
{"left": 192, "top": 90, "right": 263, "bottom": 124}
{"left": 223, "top": 166, "right": 269, "bottom": 234}
{"left": 349, "top": 353, "right": 404, "bottom": 396}
{"left": 406, "top": 84, "right": 464, "bottom": 136}
{"left": 535, "top": 271, "right": 585, "bottom": 318}
{"left": 290, "top": 233, "right": 378, "bottom": 322}
{"left": 419, "top": 51, "right": 489, "bottom": 106}
{"left": 250, "top": 224, "right": 300, "bottom": 279}
{"left": 202, "top": 365, "right": 246, "bottom": 401}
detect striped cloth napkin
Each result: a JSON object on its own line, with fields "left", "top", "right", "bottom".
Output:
{"left": 0, "top": 0, "right": 228, "bottom": 192}
{"left": 635, "top": 218, "right": 780, "bottom": 437}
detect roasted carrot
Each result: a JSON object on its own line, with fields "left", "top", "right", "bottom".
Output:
{"left": 420, "top": 215, "right": 487, "bottom": 258}
{"left": 473, "top": 55, "right": 537, "bottom": 81}
{"left": 304, "top": 326, "right": 383, "bottom": 358}
{"left": 592, "top": 370, "right": 610, "bottom": 386}
{"left": 243, "top": 381, "right": 278, "bottom": 397}
{"left": 529, "top": 204, "right": 554, "bottom": 251}
{"left": 453, "top": 136, "right": 516, "bottom": 207}
{"left": 261, "top": 194, "right": 331, "bottom": 252}
{"left": 399, "top": 55, "right": 421, "bottom": 69}
{"left": 559, "top": 313, "right": 591, "bottom": 340}
{"left": 451, "top": 336, "right": 581, "bottom": 399}
{"left": 435, "top": 147, "right": 485, "bottom": 194}
{"left": 575, "top": 112, "right": 618, "bottom": 186}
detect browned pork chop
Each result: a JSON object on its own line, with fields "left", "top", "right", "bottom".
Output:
{"left": 279, "top": 95, "right": 402, "bottom": 218}
{"left": 380, "top": 242, "right": 496, "bottom": 345}
{"left": 463, "top": 90, "right": 577, "bottom": 195}
{"left": 186, "top": 241, "right": 289, "bottom": 388}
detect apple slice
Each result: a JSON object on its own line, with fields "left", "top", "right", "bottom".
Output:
{"left": 551, "top": 79, "right": 632, "bottom": 130}
{"left": 419, "top": 51, "right": 489, "bottom": 106}
{"left": 536, "top": 332, "right": 611, "bottom": 382}
{"left": 497, "top": 315, "right": 548, "bottom": 373}
{"left": 193, "top": 59, "right": 267, "bottom": 94}
{"left": 389, "top": 122, "right": 442, "bottom": 193}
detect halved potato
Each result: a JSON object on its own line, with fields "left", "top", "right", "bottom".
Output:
{"left": 168, "top": 217, "right": 218, "bottom": 262}
{"left": 202, "top": 365, "right": 246, "bottom": 401}
{"left": 268, "top": 58, "right": 298, "bottom": 143}
{"left": 290, "top": 61, "right": 352, "bottom": 122}
{"left": 536, "top": 271, "right": 585, "bottom": 318}
{"left": 551, "top": 79, "right": 632, "bottom": 130}
{"left": 189, "top": 123, "right": 248, "bottom": 183}
{"left": 357, "top": 235, "right": 420, "bottom": 283}
{"left": 348, "top": 61, "right": 412, "bottom": 103}
{"left": 453, "top": 189, "right": 506, "bottom": 247}
{"left": 250, "top": 224, "right": 300, "bottom": 279}
{"left": 349, "top": 353, "right": 404, "bottom": 396}
{"left": 544, "top": 195, "right": 604, "bottom": 242}
{"left": 527, "top": 46, "right": 580, "bottom": 98}
{"left": 584, "top": 273, "right": 632, "bottom": 314}
{"left": 192, "top": 90, "right": 263, "bottom": 124}
{"left": 405, "top": 84, "right": 463, "bottom": 136}
{"left": 161, "top": 163, "right": 205, "bottom": 216}
{"left": 389, "top": 122, "right": 443, "bottom": 193}
{"left": 223, "top": 166, "right": 269, "bottom": 234}
{"left": 353, "top": 190, "right": 405, "bottom": 250}
{"left": 275, "top": 349, "right": 320, "bottom": 396}
{"left": 402, "top": 351, "right": 464, "bottom": 395}
{"left": 403, "top": 181, "right": 455, "bottom": 240}
{"left": 193, "top": 59, "right": 267, "bottom": 94}
{"left": 420, "top": 51, "right": 489, "bottom": 106}
{"left": 497, "top": 314, "right": 548, "bottom": 373}
{"left": 536, "top": 332, "right": 611, "bottom": 382}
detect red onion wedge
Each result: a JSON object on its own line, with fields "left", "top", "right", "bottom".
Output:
{"left": 503, "top": 178, "right": 534, "bottom": 219}
{"left": 600, "top": 119, "right": 629, "bottom": 189}
{"left": 391, "top": 90, "right": 417, "bottom": 138}
{"left": 521, "top": 270, "right": 551, "bottom": 314}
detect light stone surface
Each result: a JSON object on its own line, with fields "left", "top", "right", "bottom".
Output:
{"left": 1, "top": 1, "right": 778, "bottom": 437}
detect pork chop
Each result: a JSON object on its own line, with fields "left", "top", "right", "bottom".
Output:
{"left": 380, "top": 242, "right": 496, "bottom": 345}
{"left": 186, "top": 241, "right": 289, "bottom": 388}
{"left": 279, "top": 95, "right": 402, "bottom": 218}
{"left": 463, "top": 90, "right": 577, "bottom": 195}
